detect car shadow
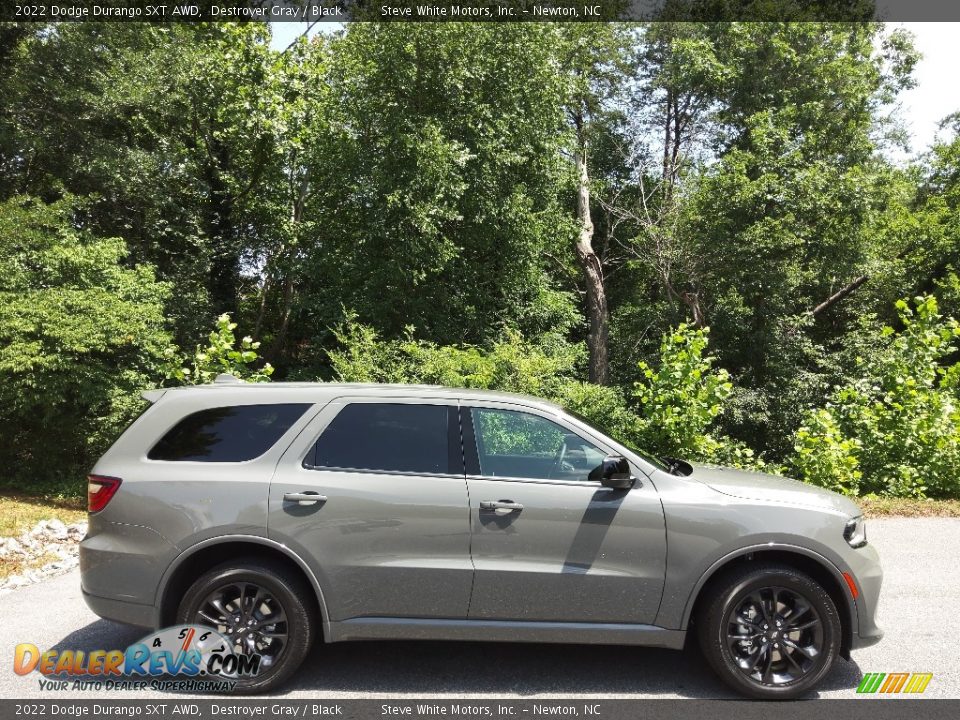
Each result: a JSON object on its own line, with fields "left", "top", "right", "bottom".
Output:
{"left": 51, "top": 621, "right": 864, "bottom": 699}
{"left": 50, "top": 618, "right": 146, "bottom": 655}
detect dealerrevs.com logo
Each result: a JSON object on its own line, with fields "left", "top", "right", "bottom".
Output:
{"left": 13, "top": 625, "right": 260, "bottom": 692}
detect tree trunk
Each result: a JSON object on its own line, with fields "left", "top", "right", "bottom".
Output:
{"left": 203, "top": 135, "right": 239, "bottom": 317}
{"left": 272, "top": 166, "right": 311, "bottom": 359}
{"left": 573, "top": 123, "right": 610, "bottom": 385}
{"left": 811, "top": 274, "right": 870, "bottom": 317}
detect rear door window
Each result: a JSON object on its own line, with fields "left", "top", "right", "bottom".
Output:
{"left": 148, "top": 404, "right": 311, "bottom": 462}
{"left": 309, "top": 403, "right": 456, "bottom": 475}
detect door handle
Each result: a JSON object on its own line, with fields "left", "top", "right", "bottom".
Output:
{"left": 283, "top": 491, "right": 327, "bottom": 506}
{"left": 480, "top": 500, "right": 523, "bottom": 514}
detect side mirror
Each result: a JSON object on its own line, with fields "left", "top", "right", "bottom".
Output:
{"left": 589, "top": 455, "right": 635, "bottom": 490}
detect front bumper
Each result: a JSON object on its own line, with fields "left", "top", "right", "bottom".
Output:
{"left": 847, "top": 541, "right": 884, "bottom": 650}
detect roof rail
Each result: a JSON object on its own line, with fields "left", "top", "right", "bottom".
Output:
{"left": 214, "top": 373, "right": 243, "bottom": 384}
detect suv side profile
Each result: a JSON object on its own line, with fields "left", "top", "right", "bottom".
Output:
{"left": 80, "top": 377, "right": 882, "bottom": 698}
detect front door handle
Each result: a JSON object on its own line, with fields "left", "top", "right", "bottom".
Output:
{"left": 283, "top": 491, "right": 327, "bottom": 506}
{"left": 480, "top": 500, "right": 523, "bottom": 515}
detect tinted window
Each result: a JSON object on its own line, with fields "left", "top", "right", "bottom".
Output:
{"left": 311, "top": 403, "right": 452, "bottom": 474}
{"left": 148, "top": 404, "right": 310, "bottom": 462}
{"left": 471, "top": 408, "right": 606, "bottom": 481}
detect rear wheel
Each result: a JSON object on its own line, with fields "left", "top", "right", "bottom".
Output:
{"left": 177, "top": 560, "right": 315, "bottom": 693}
{"left": 697, "top": 563, "right": 841, "bottom": 699}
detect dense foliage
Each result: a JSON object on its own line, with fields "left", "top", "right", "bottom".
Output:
{"left": 165, "top": 314, "right": 275, "bottom": 385}
{"left": 792, "top": 296, "right": 960, "bottom": 499}
{"left": 0, "top": 196, "right": 172, "bottom": 492}
{"left": 2, "top": 22, "right": 960, "bottom": 498}
{"left": 329, "top": 317, "right": 765, "bottom": 470}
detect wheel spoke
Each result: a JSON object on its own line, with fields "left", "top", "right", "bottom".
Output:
{"left": 743, "top": 645, "right": 765, "bottom": 672}
{"left": 735, "top": 614, "right": 765, "bottom": 632}
{"left": 756, "top": 591, "right": 774, "bottom": 626}
{"left": 788, "top": 618, "right": 820, "bottom": 633}
{"left": 208, "top": 597, "right": 231, "bottom": 619}
{"left": 761, "top": 647, "right": 774, "bottom": 684}
{"left": 782, "top": 638, "right": 816, "bottom": 659}
{"left": 784, "top": 597, "right": 812, "bottom": 626}
{"left": 251, "top": 586, "right": 266, "bottom": 616}
{"left": 241, "top": 583, "right": 256, "bottom": 620}
{"left": 197, "top": 610, "right": 222, "bottom": 626}
{"left": 253, "top": 613, "right": 286, "bottom": 630}
{"left": 782, "top": 645, "right": 804, "bottom": 672}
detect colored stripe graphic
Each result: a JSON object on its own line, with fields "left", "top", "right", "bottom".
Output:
{"left": 904, "top": 673, "right": 933, "bottom": 694}
{"left": 857, "top": 673, "right": 885, "bottom": 693}
{"left": 880, "top": 673, "right": 909, "bottom": 693}
{"left": 856, "top": 672, "right": 932, "bottom": 694}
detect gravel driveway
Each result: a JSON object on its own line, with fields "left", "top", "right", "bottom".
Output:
{"left": 1, "top": 518, "right": 957, "bottom": 699}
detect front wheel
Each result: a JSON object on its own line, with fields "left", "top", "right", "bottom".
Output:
{"left": 697, "top": 563, "right": 841, "bottom": 699}
{"left": 177, "top": 560, "right": 316, "bottom": 693}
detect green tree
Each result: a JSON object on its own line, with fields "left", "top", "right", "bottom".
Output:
{"left": 165, "top": 314, "right": 274, "bottom": 385}
{"left": 669, "top": 24, "right": 917, "bottom": 457}
{"left": 0, "top": 196, "right": 172, "bottom": 492}
{"left": 287, "top": 23, "right": 578, "bottom": 368}
{"left": 792, "top": 296, "right": 960, "bottom": 498}
{"left": 0, "top": 23, "right": 280, "bottom": 340}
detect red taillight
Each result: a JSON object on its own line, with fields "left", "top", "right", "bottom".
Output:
{"left": 87, "top": 475, "right": 122, "bottom": 513}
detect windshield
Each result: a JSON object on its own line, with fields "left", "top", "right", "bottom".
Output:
{"left": 564, "top": 409, "right": 670, "bottom": 472}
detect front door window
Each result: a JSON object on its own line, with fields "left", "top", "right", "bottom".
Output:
{"left": 470, "top": 408, "right": 606, "bottom": 482}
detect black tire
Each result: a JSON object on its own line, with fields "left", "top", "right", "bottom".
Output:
{"left": 697, "top": 563, "right": 841, "bottom": 699}
{"left": 176, "top": 560, "right": 316, "bottom": 694}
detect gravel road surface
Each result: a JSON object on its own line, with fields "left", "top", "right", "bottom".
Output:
{"left": 1, "top": 518, "right": 957, "bottom": 699}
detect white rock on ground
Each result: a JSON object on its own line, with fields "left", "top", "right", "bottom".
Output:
{"left": 0, "top": 518, "right": 87, "bottom": 595}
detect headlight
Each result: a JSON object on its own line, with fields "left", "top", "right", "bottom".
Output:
{"left": 844, "top": 516, "right": 867, "bottom": 548}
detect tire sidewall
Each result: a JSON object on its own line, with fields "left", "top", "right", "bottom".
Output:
{"left": 176, "top": 564, "right": 314, "bottom": 694}
{"left": 707, "top": 567, "right": 841, "bottom": 699}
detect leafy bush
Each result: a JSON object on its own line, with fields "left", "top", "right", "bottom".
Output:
{"left": 165, "top": 313, "right": 274, "bottom": 385}
{"left": 0, "top": 196, "right": 173, "bottom": 494}
{"left": 791, "top": 295, "right": 960, "bottom": 498}
{"left": 327, "top": 314, "right": 584, "bottom": 396}
{"left": 328, "top": 317, "right": 765, "bottom": 470}
{"left": 631, "top": 325, "right": 734, "bottom": 460}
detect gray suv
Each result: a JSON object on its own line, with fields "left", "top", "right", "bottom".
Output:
{"left": 80, "top": 377, "right": 882, "bottom": 698}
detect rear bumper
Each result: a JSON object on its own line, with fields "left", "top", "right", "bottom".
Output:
{"left": 82, "top": 587, "right": 156, "bottom": 629}
{"left": 79, "top": 518, "right": 174, "bottom": 605}
{"left": 79, "top": 516, "right": 173, "bottom": 629}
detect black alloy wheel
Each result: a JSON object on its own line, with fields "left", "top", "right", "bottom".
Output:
{"left": 698, "top": 563, "right": 842, "bottom": 699}
{"left": 178, "top": 560, "right": 315, "bottom": 693}
{"left": 195, "top": 581, "right": 289, "bottom": 669}
{"left": 725, "top": 586, "right": 825, "bottom": 685}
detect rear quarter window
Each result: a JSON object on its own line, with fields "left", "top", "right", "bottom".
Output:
{"left": 148, "top": 403, "right": 311, "bottom": 462}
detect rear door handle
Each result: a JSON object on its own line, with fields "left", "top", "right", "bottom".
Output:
{"left": 480, "top": 500, "right": 523, "bottom": 514}
{"left": 283, "top": 491, "right": 327, "bottom": 506}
